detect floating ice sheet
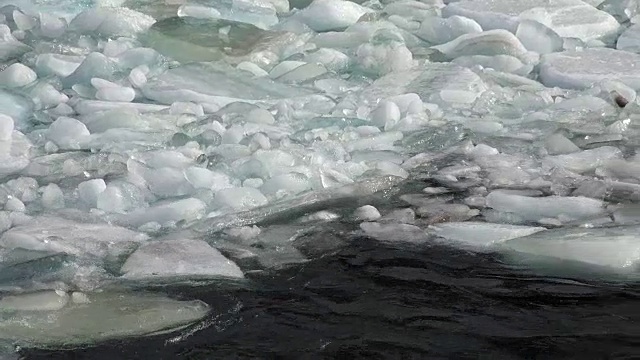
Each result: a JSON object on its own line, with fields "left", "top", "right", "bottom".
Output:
{"left": 539, "top": 48, "right": 640, "bottom": 89}
{"left": 430, "top": 222, "right": 546, "bottom": 247}
{"left": 120, "top": 239, "right": 244, "bottom": 280}
{"left": 0, "top": 290, "right": 209, "bottom": 347}
{"left": 502, "top": 226, "right": 640, "bottom": 271}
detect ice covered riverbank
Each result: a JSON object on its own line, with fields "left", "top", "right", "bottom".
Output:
{"left": 0, "top": 0, "right": 640, "bottom": 352}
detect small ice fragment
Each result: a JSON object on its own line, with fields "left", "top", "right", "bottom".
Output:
{"left": 0, "top": 114, "right": 14, "bottom": 141}
{"left": 370, "top": 101, "right": 401, "bottom": 128}
{"left": 95, "top": 86, "right": 136, "bottom": 102}
{"left": 77, "top": 179, "right": 107, "bottom": 208}
{"left": 214, "top": 187, "right": 268, "bottom": 211}
{"left": 46, "top": 117, "right": 90, "bottom": 150}
{"left": 544, "top": 133, "right": 580, "bottom": 155}
{"left": 41, "top": 183, "right": 65, "bottom": 209}
{"left": 5, "top": 197, "right": 25, "bottom": 212}
{"left": 296, "top": 0, "right": 371, "bottom": 31}
{"left": 353, "top": 205, "right": 381, "bottom": 221}
{"left": 0, "top": 63, "right": 37, "bottom": 88}
{"left": 515, "top": 20, "right": 563, "bottom": 54}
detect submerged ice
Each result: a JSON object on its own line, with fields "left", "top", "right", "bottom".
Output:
{"left": 0, "top": 0, "right": 639, "bottom": 352}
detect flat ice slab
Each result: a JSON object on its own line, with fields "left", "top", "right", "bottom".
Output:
{"left": 539, "top": 48, "right": 640, "bottom": 90}
{"left": 0, "top": 217, "right": 148, "bottom": 258}
{"left": 120, "top": 239, "right": 245, "bottom": 280}
{"left": 443, "top": 0, "right": 619, "bottom": 42}
{"left": 359, "top": 62, "right": 487, "bottom": 106}
{"left": 502, "top": 226, "right": 640, "bottom": 271}
{"left": 0, "top": 290, "right": 209, "bottom": 347}
{"left": 142, "top": 61, "right": 316, "bottom": 108}
{"left": 430, "top": 222, "right": 546, "bottom": 247}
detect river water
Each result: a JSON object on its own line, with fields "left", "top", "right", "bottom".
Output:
{"left": 21, "top": 237, "right": 640, "bottom": 359}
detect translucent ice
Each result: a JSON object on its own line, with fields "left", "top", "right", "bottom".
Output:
{"left": 142, "top": 61, "right": 316, "bottom": 108}
{"left": 430, "top": 222, "right": 546, "bottom": 247}
{"left": 0, "top": 24, "right": 31, "bottom": 62}
{"left": 0, "top": 216, "right": 148, "bottom": 258}
{"left": 0, "top": 63, "right": 36, "bottom": 88}
{"left": 0, "top": 290, "right": 209, "bottom": 347}
{"left": 177, "top": 0, "right": 278, "bottom": 30}
{"left": 485, "top": 191, "right": 606, "bottom": 222}
{"left": 432, "top": 29, "right": 530, "bottom": 62}
{"left": 124, "top": 198, "right": 207, "bottom": 227}
{"left": 360, "top": 222, "right": 429, "bottom": 243}
{"left": 69, "top": 7, "right": 155, "bottom": 37}
{"left": 443, "top": 0, "right": 619, "bottom": 42}
{"left": 46, "top": 117, "right": 91, "bottom": 150}
{"left": 502, "top": 226, "right": 640, "bottom": 271}
{"left": 515, "top": 19, "right": 563, "bottom": 54}
{"left": 120, "top": 239, "right": 244, "bottom": 279}
{"left": 416, "top": 15, "right": 482, "bottom": 45}
{"left": 213, "top": 187, "right": 269, "bottom": 211}
{"left": 359, "top": 62, "right": 487, "bottom": 107}
{"left": 296, "top": 0, "right": 371, "bottom": 32}
{"left": 617, "top": 24, "right": 640, "bottom": 53}
{"left": 539, "top": 48, "right": 640, "bottom": 89}
{"left": 77, "top": 179, "right": 107, "bottom": 208}
{"left": 543, "top": 146, "right": 623, "bottom": 174}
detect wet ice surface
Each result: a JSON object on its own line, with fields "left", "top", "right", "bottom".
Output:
{"left": 0, "top": 0, "right": 639, "bottom": 357}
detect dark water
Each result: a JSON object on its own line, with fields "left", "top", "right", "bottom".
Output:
{"left": 20, "top": 237, "right": 640, "bottom": 360}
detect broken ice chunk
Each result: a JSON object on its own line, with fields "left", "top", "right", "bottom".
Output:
{"left": 295, "top": 0, "right": 371, "bottom": 32}
{"left": 0, "top": 216, "right": 148, "bottom": 258}
{"left": 617, "top": 24, "right": 640, "bottom": 52}
{"left": 432, "top": 29, "right": 530, "bottom": 62}
{"left": 120, "top": 239, "right": 244, "bottom": 280}
{"left": 0, "top": 290, "right": 209, "bottom": 347}
{"left": 213, "top": 187, "right": 268, "bottom": 211}
{"left": 0, "top": 290, "right": 69, "bottom": 311}
{"left": 46, "top": 117, "right": 91, "bottom": 150}
{"left": 485, "top": 191, "right": 606, "bottom": 222}
{"left": 502, "top": 226, "right": 640, "bottom": 271}
{"left": 0, "top": 114, "right": 13, "bottom": 142}
{"left": 41, "top": 184, "right": 65, "bottom": 210}
{"left": 69, "top": 7, "right": 155, "bottom": 38}
{"left": 35, "top": 53, "right": 83, "bottom": 78}
{"left": 416, "top": 15, "right": 482, "bottom": 45}
{"left": 0, "top": 24, "right": 31, "bottom": 62}
{"left": 77, "top": 179, "right": 106, "bottom": 209}
{"left": 539, "top": 48, "right": 640, "bottom": 89}
{"left": 430, "top": 221, "right": 546, "bottom": 247}
{"left": 0, "top": 63, "right": 36, "bottom": 88}
{"left": 124, "top": 198, "right": 207, "bottom": 228}
{"left": 353, "top": 205, "right": 381, "bottom": 221}
{"left": 360, "top": 221, "right": 429, "bottom": 243}
{"left": 177, "top": 0, "right": 278, "bottom": 30}
{"left": 543, "top": 146, "right": 622, "bottom": 174}
{"left": 359, "top": 62, "right": 487, "bottom": 107}
{"left": 356, "top": 39, "right": 414, "bottom": 77}
{"left": 544, "top": 133, "right": 580, "bottom": 155}
{"left": 443, "top": 0, "right": 619, "bottom": 42}
{"left": 141, "top": 61, "right": 315, "bottom": 107}
{"left": 515, "top": 19, "right": 563, "bottom": 54}
{"left": 63, "top": 52, "right": 118, "bottom": 87}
